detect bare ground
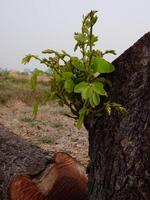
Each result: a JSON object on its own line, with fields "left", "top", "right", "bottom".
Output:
{"left": 0, "top": 100, "right": 88, "bottom": 166}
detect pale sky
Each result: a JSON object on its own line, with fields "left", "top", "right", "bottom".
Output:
{"left": 0, "top": 0, "right": 150, "bottom": 71}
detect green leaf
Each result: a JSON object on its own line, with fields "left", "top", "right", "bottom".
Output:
{"left": 92, "top": 82, "right": 108, "bottom": 96}
{"left": 22, "top": 55, "right": 32, "bottom": 64}
{"left": 22, "top": 54, "right": 39, "bottom": 64}
{"left": 71, "top": 57, "right": 85, "bottom": 71}
{"left": 87, "top": 35, "right": 98, "bottom": 45}
{"left": 61, "top": 50, "right": 71, "bottom": 57}
{"left": 90, "top": 10, "right": 98, "bottom": 16}
{"left": 74, "top": 82, "right": 89, "bottom": 93}
{"left": 64, "top": 78, "right": 75, "bottom": 93}
{"left": 74, "top": 43, "right": 79, "bottom": 52}
{"left": 91, "top": 35, "right": 98, "bottom": 44}
{"left": 74, "top": 33, "right": 86, "bottom": 44}
{"left": 103, "top": 50, "right": 116, "bottom": 56}
{"left": 82, "top": 26, "right": 88, "bottom": 34}
{"left": 42, "top": 49, "right": 56, "bottom": 54}
{"left": 30, "top": 69, "right": 44, "bottom": 91}
{"left": 104, "top": 102, "right": 112, "bottom": 115}
{"left": 92, "top": 57, "right": 115, "bottom": 73}
{"left": 85, "top": 20, "right": 91, "bottom": 28}
{"left": 91, "top": 15, "right": 98, "bottom": 25}
{"left": 81, "top": 85, "right": 91, "bottom": 100}
{"left": 111, "top": 102, "right": 127, "bottom": 114}
{"left": 77, "top": 107, "right": 87, "bottom": 128}
{"left": 92, "top": 92, "right": 100, "bottom": 106}
{"left": 30, "top": 75, "right": 37, "bottom": 90}
{"left": 63, "top": 72, "right": 74, "bottom": 79}
{"left": 89, "top": 95, "right": 95, "bottom": 108}
{"left": 32, "top": 100, "right": 38, "bottom": 119}
{"left": 77, "top": 113, "right": 84, "bottom": 128}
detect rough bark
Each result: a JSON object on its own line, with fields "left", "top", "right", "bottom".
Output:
{"left": 0, "top": 123, "right": 51, "bottom": 200}
{"left": 86, "top": 32, "right": 150, "bottom": 200}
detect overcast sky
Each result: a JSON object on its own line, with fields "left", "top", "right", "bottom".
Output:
{"left": 0, "top": 0, "right": 150, "bottom": 71}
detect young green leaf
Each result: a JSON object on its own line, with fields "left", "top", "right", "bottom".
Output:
{"left": 42, "top": 49, "right": 57, "bottom": 54}
{"left": 92, "top": 57, "right": 115, "bottom": 73}
{"left": 81, "top": 85, "right": 91, "bottom": 100}
{"left": 85, "top": 20, "right": 91, "bottom": 28}
{"left": 87, "top": 35, "right": 98, "bottom": 45}
{"left": 74, "top": 82, "right": 89, "bottom": 93}
{"left": 92, "top": 92, "right": 100, "bottom": 106}
{"left": 104, "top": 102, "right": 112, "bottom": 115}
{"left": 91, "top": 15, "right": 98, "bottom": 25}
{"left": 64, "top": 78, "right": 75, "bottom": 93}
{"left": 89, "top": 95, "right": 96, "bottom": 108}
{"left": 22, "top": 54, "right": 39, "bottom": 64}
{"left": 61, "top": 50, "right": 71, "bottom": 57}
{"left": 63, "top": 72, "right": 74, "bottom": 79}
{"left": 92, "top": 81, "right": 108, "bottom": 96}
{"left": 30, "top": 69, "right": 44, "bottom": 91}
{"left": 77, "top": 107, "right": 87, "bottom": 128}
{"left": 30, "top": 75, "right": 37, "bottom": 91}
{"left": 111, "top": 102, "right": 128, "bottom": 114}
{"left": 74, "top": 43, "right": 79, "bottom": 52}
{"left": 71, "top": 57, "right": 85, "bottom": 71}
{"left": 102, "top": 50, "right": 116, "bottom": 56}
{"left": 74, "top": 33, "right": 87, "bottom": 44}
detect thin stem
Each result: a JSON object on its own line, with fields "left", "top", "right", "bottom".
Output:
{"left": 89, "top": 13, "right": 94, "bottom": 69}
{"left": 82, "top": 46, "right": 85, "bottom": 64}
{"left": 56, "top": 93, "right": 78, "bottom": 116}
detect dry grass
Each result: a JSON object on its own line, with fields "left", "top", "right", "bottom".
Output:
{"left": 0, "top": 70, "right": 49, "bottom": 105}
{"left": 0, "top": 70, "right": 88, "bottom": 166}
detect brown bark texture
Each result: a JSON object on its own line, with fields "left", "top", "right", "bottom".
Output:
{"left": 0, "top": 123, "right": 51, "bottom": 200}
{"left": 86, "top": 32, "right": 150, "bottom": 200}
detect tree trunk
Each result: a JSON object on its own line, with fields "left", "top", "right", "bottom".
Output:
{"left": 86, "top": 32, "right": 150, "bottom": 200}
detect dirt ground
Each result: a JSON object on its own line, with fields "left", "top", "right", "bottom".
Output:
{"left": 0, "top": 100, "right": 88, "bottom": 166}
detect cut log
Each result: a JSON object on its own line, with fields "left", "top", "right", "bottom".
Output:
{"left": 0, "top": 123, "right": 50, "bottom": 200}
{"left": 8, "top": 152, "right": 88, "bottom": 200}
